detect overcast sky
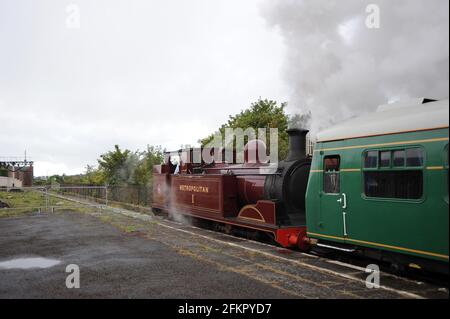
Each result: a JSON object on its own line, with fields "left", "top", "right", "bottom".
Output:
{"left": 0, "top": 0, "right": 448, "bottom": 177}
{"left": 0, "top": 0, "right": 289, "bottom": 176}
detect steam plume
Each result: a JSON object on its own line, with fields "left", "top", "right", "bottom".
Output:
{"left": 261, "top": 0, "right": 449, "bottom": 133}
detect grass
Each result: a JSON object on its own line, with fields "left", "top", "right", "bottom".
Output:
{"left": 0, "top": 190, "right": 91, "bottom": 217}
{"left": 0, "top": 190, "right": 45, "bottom": 207}
{"left": 123, "top": 225, "right": 138, "bottom": 233}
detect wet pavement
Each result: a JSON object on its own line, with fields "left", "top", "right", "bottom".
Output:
{"left": 0, "top": 210, "right": 448, "bottom": 299}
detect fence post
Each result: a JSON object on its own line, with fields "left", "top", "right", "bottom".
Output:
{"left": 45, "top": 187, "right": 49, "bottom": 213}
{"left": 105, "top": 185, "right": 108, "bottom": 207}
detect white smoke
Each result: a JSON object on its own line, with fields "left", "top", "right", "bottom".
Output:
{"left": 261, "top": 0, "right": 449, "bottom": 133}
{"left": 160, "top": 179, "right": 193, "bottom": 226}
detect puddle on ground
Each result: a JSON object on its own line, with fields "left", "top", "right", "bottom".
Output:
{"left": 0, "top": 257, "right": 61, "bottom": 269}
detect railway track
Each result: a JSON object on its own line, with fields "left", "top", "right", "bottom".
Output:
{"left": 90, "top": 205, "right": 448, "bottom": 299}
{"left": 154, "top": 213, "right": 448, "bottom": 299}
{"left": 159, "top": 212, "right": 450, "bottom": 288}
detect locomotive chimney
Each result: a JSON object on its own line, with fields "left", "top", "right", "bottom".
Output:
{"left": 286, "top": 128, "right": 309, "bottom": 162}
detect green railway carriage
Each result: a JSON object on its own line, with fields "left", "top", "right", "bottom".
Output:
{"left": 306, "top": 98, "right": 449, "bottom": 272}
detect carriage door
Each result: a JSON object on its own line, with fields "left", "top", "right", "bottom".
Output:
{"left": 320, "top": 155, "right": 347, "bottom": 240}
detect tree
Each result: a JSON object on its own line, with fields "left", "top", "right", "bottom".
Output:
{"left": 200, "top": 99, "right": 290, "bottom": 160}
{"left": 97, "top": 145, "right": 134, "bottom": 185}
{"left": 82, "top": 165, "right": 105, "bottom": 185}
{"left": 96, "top": 144, "right": 164, "bottom": 186}
{"left": 133, "top": 145, "right": 164, "bottom": 186}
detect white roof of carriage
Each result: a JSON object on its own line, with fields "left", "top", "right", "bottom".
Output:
{"left": 316, "top": 98, "right": 449, "bottom": 142}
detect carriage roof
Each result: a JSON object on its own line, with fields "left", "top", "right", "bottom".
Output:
{"left": 316, "top": 98, "right": 449, "bottom": 142}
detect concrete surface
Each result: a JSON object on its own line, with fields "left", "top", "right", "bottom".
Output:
{"left": 0, "top": 212, "right": 293, "bottom": 298}
{"left": 0, "top": 210, "right": 447, "bottom": 299}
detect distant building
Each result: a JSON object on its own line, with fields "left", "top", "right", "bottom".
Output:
{"left": 8, "top": 166, "right": 33, "bottom": 186}
{"left": 0, "top": 176, "right": 23, "bottom": 187}
{"left": 0, "top": 158, "right": 34, "bottom": 187}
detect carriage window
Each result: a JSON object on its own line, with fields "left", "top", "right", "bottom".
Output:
{"left": 406, "top": 148, "right": 424, "bottom": 167}
{"left": 364, "top": 171, "right": 423, "bottom": 199}
{"left": 379, "top": 151, "right": 391, "bottom": 167}
{"left": 323, "top": 156, "right": 340, "bottom": 194}
{"left": 393, "top": 150, "right": 405, "bottom": 167}
{"left": 364, "top": 151, "right": 378, "bottom": 168}
{"left": 363, "top": 147, "right": 424, "bottom": 200}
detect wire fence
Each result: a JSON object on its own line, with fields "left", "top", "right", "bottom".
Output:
{"left": 108, "top": 185, "right": 153, "bottom": 207}
{"left": 56, "top": 184, "right": 154, "bottom": 207}
{"left": 0, "top": 184, "right": 154, "bottom": 215}
{"left": 0, "top": 186, "right": 106, "bottom": 214}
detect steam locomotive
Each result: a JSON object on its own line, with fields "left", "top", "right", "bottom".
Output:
{"left": 153, "top": 98, "right": 449, "bottom": 273}
{"left": 153, "top": 128, "right": 312, "bottom": 249}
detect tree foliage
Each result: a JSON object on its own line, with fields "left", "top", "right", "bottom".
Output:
{"left": 34, "top": 145, "right": 164, "bottom": 186}
{"left": 199, "top": 99, "right": 311, "bottom": 161}
{"left": 200, "top": 99, "right": 292, "bottom": 160}
{"left": 97, "top": 144, "right": 164, "bottom": 186}
{"left": 133, "top": 145, "right": 165, "bottom": 186}
{"left": 97, "top": 145, "right": 134, "bottom": 185}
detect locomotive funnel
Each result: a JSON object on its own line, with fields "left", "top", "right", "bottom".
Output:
{"left": 286, "top": 128, "right": 309, "bottom": 162}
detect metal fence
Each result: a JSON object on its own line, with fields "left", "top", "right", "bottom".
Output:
{"left": 0, "top": 186, "right": 107, "bottom": 214}
{"left": 55, "top": 184, "right": 153, "bottom": 207}
{"left": 108, "top": 185, "right": 153, "bottom": 207}
{"left": 56, "top": 186, "right": 109, "bottom": 206}
{"left": 0, "top": 184, "right": 153, "bottom": 215}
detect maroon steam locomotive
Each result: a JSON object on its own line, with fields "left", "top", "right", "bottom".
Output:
{"left": 152, "top": 129, "right": 312, "bottom": 250}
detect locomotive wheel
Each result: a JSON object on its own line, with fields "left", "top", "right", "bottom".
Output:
{"left": 223, "top": 224, "right": 233, "bottom": 235}
{"left": 151, "top": 207, "right": 162, "bottom": 215}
